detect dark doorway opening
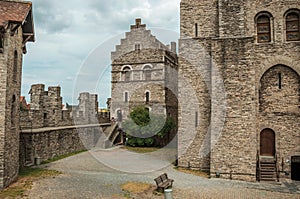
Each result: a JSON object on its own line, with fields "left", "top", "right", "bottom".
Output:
{"left": 291, "top": 156, "right": 300, "bottom": 181}
{"left": 117, "top": 110, "right": 122, "bottom": 122}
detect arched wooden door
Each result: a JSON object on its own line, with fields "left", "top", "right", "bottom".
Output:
{"left": 260, "top": 129, "right": 275, "bottom": 156}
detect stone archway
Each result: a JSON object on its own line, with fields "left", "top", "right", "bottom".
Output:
{"left": 260, "top": 128, "right": 275, "bottom": 157}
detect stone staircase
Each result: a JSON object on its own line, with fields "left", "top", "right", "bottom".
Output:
{"left": 259, "top": 157, "right": 277, "bottom": 182}
{"left": 95, "top": 123, "right": 121, "bottom": 149}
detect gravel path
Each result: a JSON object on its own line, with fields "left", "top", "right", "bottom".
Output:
{"left": 24, "top": 147, "right": 300, "bottom": 199}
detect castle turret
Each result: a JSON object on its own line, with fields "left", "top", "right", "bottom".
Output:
{"left": 29, "top": 84, "right": 45, "bottom": 110}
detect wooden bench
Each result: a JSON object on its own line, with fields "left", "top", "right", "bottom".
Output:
{"left": 154, "top": 173, "right": 174, "bottom": 192}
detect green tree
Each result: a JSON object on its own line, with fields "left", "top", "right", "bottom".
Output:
{"left": 123, "top": 106, "right": 176, "bottom": 147}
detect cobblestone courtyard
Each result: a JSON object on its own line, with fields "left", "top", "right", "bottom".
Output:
{"left": 23, "top": 147, "right": 300, "bottom": 199}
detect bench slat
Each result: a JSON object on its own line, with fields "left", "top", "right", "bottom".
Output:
{"left": 154, "top": 173, "right": 174, "bottom": 193}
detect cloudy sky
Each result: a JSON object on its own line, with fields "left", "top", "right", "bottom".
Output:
{"left": 22, "top": 0, "right": 181, "bottom": 107}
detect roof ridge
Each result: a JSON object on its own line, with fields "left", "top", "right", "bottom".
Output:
{"left": 1, "top": 0, "right": 32, "bottom": 5}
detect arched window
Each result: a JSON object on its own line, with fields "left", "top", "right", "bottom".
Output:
{"left": 286, "top": 11, "right": 300, "bottom": 41}
{"left": 13, "top": 50, "right": 18, "bottom": 81}
{"left": 122, "top": 66, "right": 131, "bottom": 81}
{"left": 145, "top": 91, "right": 150, "bottom": 103}
{"left": 143, "top": 65, "right": 152, "bottom": 81}
{"left": 256, "top": 13, "right": 271, "bottom": 43}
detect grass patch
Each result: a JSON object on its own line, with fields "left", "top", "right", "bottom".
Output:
{"left": 0, "top": 167, "right": 61, "bottom": 198}
{"left": 41, "top": 149, "right": 87, "bottom": 164}
{"left": 122, "top": 146, "right": 159, "bottom": 153}
{"left": 19, "top": 167, "right": 61, "bottom": 178}
{"left": 121, "top": 181, "right": 152, "bottom": 194}
{"left": 175, "top": 167, "right": 210, "bottom": 178}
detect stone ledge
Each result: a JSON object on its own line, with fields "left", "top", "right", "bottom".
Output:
{"left": 20, "top": 123, "right": 111, "bottom": 134}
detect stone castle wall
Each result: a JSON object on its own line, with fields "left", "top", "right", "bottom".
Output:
{"left": 0, "top": 25, "right": 23, "bottom": 188}
{"left": 178, "top": 0, "right": 300, "bottom": 181}
{"left": 22, "top": 85, "right": 102, "bottom": 129}
{"left": 19, "top": 124, "right": 105, "bottom": 167}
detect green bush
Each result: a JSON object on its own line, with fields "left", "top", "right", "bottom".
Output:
{"left": 127, "top": 137, "right": 137, "bottom": 147}
{"left": 126, "top": 137, "right": 155, "bottom": 147}
{"left": 123, "top": 106, "right": 177, "bottom": 147}
{"left": 136, "top": 138, "right": 145, "bottom": 147}
{"left": 144, "top": 137, "right": 154, "bottom": 147}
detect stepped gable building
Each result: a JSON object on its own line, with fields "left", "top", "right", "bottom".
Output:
{"left": 0, "top": 0, "right": 35, "bottom": 189}
{"left": 178, "top": 0, "right": 300, "bottom": 182}
{"left": 110, "top": 19, "right": 178, "bottom": 127}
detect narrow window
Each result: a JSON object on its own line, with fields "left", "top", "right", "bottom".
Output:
{"left": 124, "top": 92, "right": 128, "bottom": 102}
{"left": 13, "top": 50, "right": 18, "bottom": 81}
{"left": 257, "top": 15, "right": 271, "bottom": 43}
{"left": 125, "top": 71, "right": 130, "bottom": 81}
{"left": 117, "top": 110, "right": 122, "bottom": 122}
{"left": 195, "top": 23, "right": 198, "bottom": 37}
{"left": 143, "top": 65, "right": 152, "bottom": 81}
{"left": 145, "top": 92, "right": 150, "bottom": 103}
{"left": 278, "top": 73, "right": 282, "bottom": 89}
{"left": 11, "top": 95, "right": 16, "bottom": 126}
{"left": 195, "top": 111, "right": 198, "bottom": 127}
{"left": 0, "top": 34, "right": 3, "bottom": 52}
{"left": 135, "top": 44, "right": 141, "bottom": 50}
{"left": 286, "top": 12, "right": 300, "bottom": 41}
{"left": 122, "top": 66, "right": 131, "bottom": 81}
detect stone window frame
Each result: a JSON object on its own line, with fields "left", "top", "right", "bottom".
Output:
{"left": 121, "top": 65, "right": 132, "bottom": 82}
{"left": 124, "top": 91, "right": 129, "bottom": 103}
{"left": 135, "top": 43, "right": 141, "bottom": 51}
{"left": 145, "top": 90, "right": 150, "bottom": 104}
{"left": 255, "top": 12, "right": 274, "bottom": 44}
{"left": 144, "top": 106, "right": 151, "bottom": 113}
{"left": 284, "top": 9, "right": 300, "bottom": 42}
{"left": 142, "top": 64, "right": 152, "bottom": 81}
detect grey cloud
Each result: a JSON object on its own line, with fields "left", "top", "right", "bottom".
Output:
{"left": 23, "top": 0, "right": 181, "bottom": 106}
{"left": 32, "top": 0, "right": 74, "bottom": 33}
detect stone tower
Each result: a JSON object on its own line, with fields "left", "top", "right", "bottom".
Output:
{"left": 111, "top": 19, "right": 178, "bottom": 128}
{"left": 76, "top": 92, "right": 98, "bottom": 124}
{"left": 0, "top": 0, "right": 35, "bottom": 189}
{"left": 29, "top": 84, "right": 63, "bottom": 127}
{"left": 178, "top": 0, "right": 300, "bottom": 181}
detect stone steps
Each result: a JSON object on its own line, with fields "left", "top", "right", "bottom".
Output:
{"left": 260, "top": 161, "right": 276, "bottom": 181}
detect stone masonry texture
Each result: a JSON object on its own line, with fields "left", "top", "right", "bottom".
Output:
{"left": 178, "top": 0, "right": 300, "bottom": 182}
{"left": 0, "top": 0, "right": 34, "bottom": 188}
{"left": 111, "top": 19, "right": 178, "bottom": 144}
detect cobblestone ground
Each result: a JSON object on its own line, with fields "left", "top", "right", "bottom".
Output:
{"left": 25, "top": 147, "right": 300, "bottom": 199}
